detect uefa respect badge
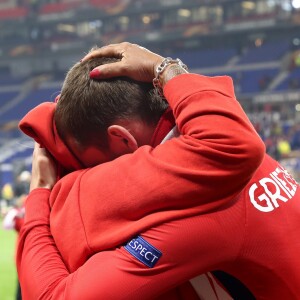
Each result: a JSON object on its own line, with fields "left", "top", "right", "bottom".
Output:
{"left": 124, "top": 236, "right": 162, "bottom": 268}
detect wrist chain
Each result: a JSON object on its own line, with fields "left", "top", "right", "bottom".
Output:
{"left": 153, "top": 57, "right": 188, "bottom": 94}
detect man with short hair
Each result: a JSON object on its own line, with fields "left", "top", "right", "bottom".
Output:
{"left": 55, "top": 55, "right": 169, "bottom": 168}
{"left": 17, "top": 43, "right": 300, "bottom": 299}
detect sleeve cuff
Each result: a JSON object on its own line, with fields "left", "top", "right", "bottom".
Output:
{"left": 24, "top": 188, "right": 51, "bottom": 223}
{"left": 163, "top": 74, "right": 234, "bottom": 109}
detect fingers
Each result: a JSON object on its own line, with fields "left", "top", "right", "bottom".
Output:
{"left": 81, "top": 42, "right": 163, "bottom": 82}
{"left": 31, "top": 142, "right": 57, "bottom": 191}
{"left": 90, "top": 61, "right": 127, "bottom": 79}
{"left": 82, "top": 43, "right": 126, "bottom": 62}
{"left": 83, "top": 43, "right": 131, "bottom": 79}
{"left": 33, "top": 142, "right": 48, "bottom": 157}
{"left": 32, "top": 143, "right": 51, "bottom": 174}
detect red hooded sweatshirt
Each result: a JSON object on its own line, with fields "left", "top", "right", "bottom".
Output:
{"left": 17, "top": 74, "right": 298, "bottom": 300}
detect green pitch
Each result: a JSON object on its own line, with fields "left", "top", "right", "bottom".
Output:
{"left": 0, "top": 221, "right": 18, "bottom": 300}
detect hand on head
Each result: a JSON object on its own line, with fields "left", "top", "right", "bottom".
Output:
{"left": 30, "top": 143, "right": 57, "bottom": 192}
{"left": 82, "top": 42, "right": 164, "bottom": 82}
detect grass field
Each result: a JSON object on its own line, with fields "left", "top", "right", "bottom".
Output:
{"left": 0, "top": 220, "right": 18, "bottom": 300}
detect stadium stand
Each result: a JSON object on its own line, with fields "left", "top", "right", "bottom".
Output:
{"left": 174, "top": 47, "right": 238, "bottom": 69}
{"left": 276, "top": 67, "right": 300, "bottom": 91}
{"left": 237, "top": 39, "right": 291, "bottom": 64}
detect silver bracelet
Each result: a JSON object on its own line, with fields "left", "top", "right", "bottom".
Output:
{"left": 153, "top": 57, "right": 188, "bottom": 93}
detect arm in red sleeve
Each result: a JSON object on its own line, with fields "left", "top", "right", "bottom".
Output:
{"left": 164, "top": 74, "right": 264, "bottom": 183}
{"left": 18, "top": 186, "right": 237, "bottom": 300}
{"left": 17, "top": 189, "right": 68, "bottom": 300}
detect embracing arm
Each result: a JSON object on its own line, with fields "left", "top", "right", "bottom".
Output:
{"left": 18, "top": 187, "right": 235, "bottom": 300}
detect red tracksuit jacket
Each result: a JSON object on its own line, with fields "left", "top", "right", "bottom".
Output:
{"left": 17, "top": 74, "right": 299, "bottom": 299}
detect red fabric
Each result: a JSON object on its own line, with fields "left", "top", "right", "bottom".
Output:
{"left": 150, "top": 107, "right": 175, "bottom": 147}
{"left": 17, "top": 74, "right": 271, "bottom": 299}
{"left": 20, "top": 102, "right": 83, "bottom": 174}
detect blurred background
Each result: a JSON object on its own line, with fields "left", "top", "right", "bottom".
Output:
{"left": 0, "top": 0, "right": 300, "bottom": 299}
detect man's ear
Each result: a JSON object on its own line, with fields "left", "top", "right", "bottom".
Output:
{"left": 107, "top": 125, "right": 138, "bottom": 157}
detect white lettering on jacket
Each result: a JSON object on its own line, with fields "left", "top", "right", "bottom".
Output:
{"left": 128, "top": 239, "right": 159, "bottom": 263}
{"left": 249, "top": 166, "right": 298, "bottom": 212}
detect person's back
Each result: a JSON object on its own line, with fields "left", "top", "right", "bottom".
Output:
{"left": 218, "top": 154, "right": 300, "bottom": 298}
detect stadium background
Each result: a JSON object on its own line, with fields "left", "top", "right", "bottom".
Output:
{"left": 1, "top": 0, "right": 300, "bottom": 299}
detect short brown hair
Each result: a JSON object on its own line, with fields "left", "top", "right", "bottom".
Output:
{"left": 55, "top": 55, "right": 168, "bottom": 148}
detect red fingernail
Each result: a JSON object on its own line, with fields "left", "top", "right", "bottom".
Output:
{"left": 90, "top": 69, "right": 101, "bottom": 78}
